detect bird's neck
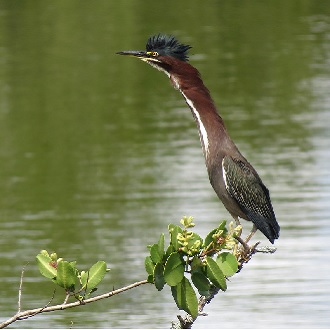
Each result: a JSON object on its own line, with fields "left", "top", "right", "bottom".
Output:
{"left": 170, "top": 71, "right": 231, "bottom": 161}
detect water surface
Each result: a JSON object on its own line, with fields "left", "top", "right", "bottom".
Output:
{"left": 0, "top": 1, "right": 329, "bottom": 328}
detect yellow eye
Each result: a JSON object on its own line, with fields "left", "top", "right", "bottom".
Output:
{"left": 147, "top": 51, "right": 159, "bottom": 57}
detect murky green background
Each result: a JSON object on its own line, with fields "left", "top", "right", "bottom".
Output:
{"left": 0, "top": 0, "right": 329, "bottom": 328}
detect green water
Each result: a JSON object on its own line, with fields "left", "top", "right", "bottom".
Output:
{"left": 0, "top": 1, "right": 329, "bottom": 328}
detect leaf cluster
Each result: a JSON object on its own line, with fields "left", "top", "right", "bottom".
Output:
{"left": 36, "top": 250, "right": 108, "bottom": 300}
{"left": 145, "top": 216, "right": 240, "bottom": 318}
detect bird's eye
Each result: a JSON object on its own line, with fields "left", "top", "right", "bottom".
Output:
{"left": 147, "top": 51, "right": 159, "bottom": 57}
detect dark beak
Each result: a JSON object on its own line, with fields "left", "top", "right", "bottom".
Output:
{"left": 116, "top": 50, "right": 147, "bottom": 57}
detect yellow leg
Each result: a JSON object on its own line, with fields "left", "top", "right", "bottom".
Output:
{"left": 234, "top": 216, "right": 241, "bottom": 227}
{"left": 245, "top": 224, "right": 257, "bottom": 244}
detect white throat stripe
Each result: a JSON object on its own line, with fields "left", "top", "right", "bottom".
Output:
{"left": 181, "top": 93, "right": 209, "bottom": 157}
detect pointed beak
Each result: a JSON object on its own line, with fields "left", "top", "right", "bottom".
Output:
{"left": 116, "top": 50, "right": 147, "bottom": 58}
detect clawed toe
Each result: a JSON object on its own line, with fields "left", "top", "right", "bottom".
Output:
{"left": 235, "top": 236, "right": 260, "bottom": 260}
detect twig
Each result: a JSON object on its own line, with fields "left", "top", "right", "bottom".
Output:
{"left": 19, "top": 289, "right": 56, "bottom": 320}
{"left": 171, "top": 285, "right": 220, "bottom": 329}
{"left": 18, "top": 265, "right": 26, "bottom": 313}
{"left": 63, "top": 292, "right": 70, "bottom": 305}
{"left": 0, "top": 280, "right": 149, "bottom": 329}
{"left": 254, "top": 245, "right": 277, "bottom": 253}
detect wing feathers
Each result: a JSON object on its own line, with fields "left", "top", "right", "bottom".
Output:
{"left": 222, "top": 156, "right": 280, "bottom": 242}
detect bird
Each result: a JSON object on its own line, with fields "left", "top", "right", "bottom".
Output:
{"left": 117, "top": 34, "right": 280, "bottom": 246}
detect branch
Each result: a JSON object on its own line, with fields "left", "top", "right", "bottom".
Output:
{"left": 1, "top": 221, "right": 278, "bottom": 329}
{"left": 171, "top": 242, "right": 275, "bottom": 329}
{"left": 0, "top": 279, "right": 149, "bottom": 329}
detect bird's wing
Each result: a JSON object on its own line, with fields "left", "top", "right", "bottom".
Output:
{"left": 222, "top": 155, "right": 276, "bottom": 223}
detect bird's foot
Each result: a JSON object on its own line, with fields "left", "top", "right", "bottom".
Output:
{"left": 235, "top": 237, "right": 260, "bottom": 261}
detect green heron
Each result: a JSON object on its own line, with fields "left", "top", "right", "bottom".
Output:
{"left": 117, "top": 34, "right": 280, "bottom": 245}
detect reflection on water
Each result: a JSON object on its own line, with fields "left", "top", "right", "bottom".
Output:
{"left": 0, "top": 1, "right": 330, "bottom": 328}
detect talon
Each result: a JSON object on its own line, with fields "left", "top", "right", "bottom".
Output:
{"left": 235, "top": 235, "right": 261, "bottom": 262}
{"left": 235, "top": 236, "right": 251, "bottom": 258}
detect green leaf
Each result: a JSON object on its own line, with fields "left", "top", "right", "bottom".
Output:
{"left": 69, "top": 261, "right": 77, "bottom": 269}
{"left": 81, "top": 261, "right": 107, "bottom": 293}
{"left": 150, "top": 244, "right": 162, "bottom": 264}
{"left": 190, "top": 255, "right": 204, "bottom": 271}
{"left": 147, "top": 274, "right": 154, "bottom": 283}
{"left": 218, "top": 220, "right": 227, "bottom": 231}
{"left": 56, "top": 260, "right": 77, "bottom": 291}
{"left": 36, "top": 253, "right": 57, "bottom": 279}
{"left": 203, "top": 228, "right": 218, "bottom": 249}
{"left": 184, "top": 232, "right": 203, "bottom": 254}
{"left": 203, "top": 221, "right": 227, "bottom": 249}
{"left": 145, "top": 256, "right": 155, "bottom": 276}
{"left": 154, "top": 263, "right": 165, "bottom": 291}
{"left": 191, "top": 272, "right": 210, "bottom": 296}
{"left": 164, "top": 252, "right": 184, "bottom": 286}
{"left": 40, "top": 250, "right": 50, "bottom": 257}
{"left": 168, "top": 224, "right": 183, "bottom": 250}
{"left": 157, "top": 233, "right": 165, "bottom": 259}
{"left": 205, "top": 256, "right": 227, "bottom": 291}
{"left": 171, "top": 277, "right": 198, "bottom": 319}
{"left": 165, "top": 244, "right": 175, "bottom": 258}
{"left": 216, "top": 252, "right": 238, "bottom": 277}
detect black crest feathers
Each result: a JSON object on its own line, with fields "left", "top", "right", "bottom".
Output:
{"left": 146, "top": 34, "right": 192, "bottom": 62}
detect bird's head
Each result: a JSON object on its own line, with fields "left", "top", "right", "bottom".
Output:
{"left": 117, "top": 34, "right": 191, "bottom": 76}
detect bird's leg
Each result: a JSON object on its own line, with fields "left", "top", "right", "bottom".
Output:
{"left": 236, "top": 223, "right": 259, "bottom": 257}
{"left": 234, "top": 216, "right": 241, "bottom": 226}
{"left": 232, "top": 216, "right": 251, "bottom": 253}
{"left": 236, "top": 236, "right": 250, "bottom": 253}
{"left": 245, "top": 224, "right": 257, "bottom": 244}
